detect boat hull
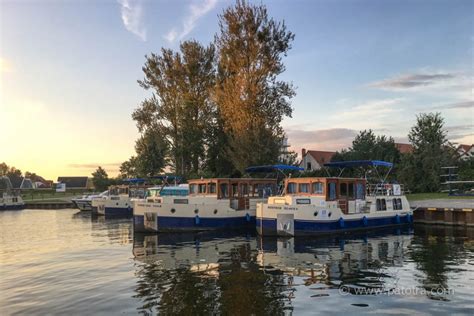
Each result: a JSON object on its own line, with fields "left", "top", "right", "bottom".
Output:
{"left": 134, "top": 214, "right": 255, "bottom": 233}
{"left": 72, "top": 200, "right": 93, "bottom": 211}
{"left": 0, "top": 204, "right": 25, "bottom": 211}
{"left": 256, "top": 213, "right": 413, "bottom": 236}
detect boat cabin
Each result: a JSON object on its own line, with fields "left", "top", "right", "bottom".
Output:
{"left": 188, "top": 178, "right": 277, "bottom": 210}
{"left": 284, "top": 177, "right": 366, "bottom": 213}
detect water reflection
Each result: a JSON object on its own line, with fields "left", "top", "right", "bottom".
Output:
{"left": 1, "top": 210, "right": 472, "bottom": 315}
{"left": 132, "top": 226, "right": 474, "bottom": 315}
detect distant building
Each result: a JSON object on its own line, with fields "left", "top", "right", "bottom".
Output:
{"left": 395, "top": 143, "right": 414, "bottom": 154}
{"left": 57, "top": 177, "right": 94, "bottom": 189}
{"left": 456, "top": 144, "right": 474, "bottom": 160}
{"left": 299, "top": 149, "right": 336, "bottom": 171}
{"left": 10, "top": 177, "right": 35, "bottom": 189}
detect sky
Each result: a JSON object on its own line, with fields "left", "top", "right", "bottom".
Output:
{"left": 1, "top": 0, "right": 472, "bottom": 180}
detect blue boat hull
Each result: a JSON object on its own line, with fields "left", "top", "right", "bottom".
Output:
{"left": 0, "top": 204, "right": 25, "bottom": 211}
{"left": 256, "top": 214, "right": 413, "bottom": 236}
{"left": 134, "top": 214, "right": 256, "bottom": 232}
{"left": 103, "top": 207, "right": 133, "bottom": 218}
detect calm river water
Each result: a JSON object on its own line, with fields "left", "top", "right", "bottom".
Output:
{"left": 1, "top": 209, "right": 473, "bottom": 315}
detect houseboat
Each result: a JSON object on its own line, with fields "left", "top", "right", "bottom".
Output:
{"left": 0, "top": 176, "right": 25, "bottom": 210}
{"left": 256, "top": 160, "right": 413, "bottom": 236}
{"left": 91, "top": 176, "right": 185, "bottom": 217}
{"left": 92, "top": 184, "right": 147, "bottom": 217}
{"left": 72, "top": 191, "right": 108, "bottom": 211}
{"left": 133, "top": 178, "right": 277, "bottom": 233}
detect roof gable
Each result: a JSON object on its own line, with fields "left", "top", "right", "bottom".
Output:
{"left": 306, "top": 150, "right": 336, "bottom": 165}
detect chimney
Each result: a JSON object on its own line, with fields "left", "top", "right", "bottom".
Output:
{"left": 302, "top": 148, "right": 306, "bottom": 158}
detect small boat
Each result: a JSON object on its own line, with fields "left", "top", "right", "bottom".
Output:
{"left": 72, "top": 191, "right": 108, "bottom": 211}
{"left": 133, "top": 178, "right": 278, "bottom": 233}
{"left": 92, "top": 176, "right": 183, "bottom": 217}
{"left": 256, "top": 160, "right": 413, "bottom": 236}
{"left": 0, "top": 176, "right": 25, "bottom": 210}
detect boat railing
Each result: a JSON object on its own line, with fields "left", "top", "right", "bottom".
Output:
{"left": 366, "top": 183, "right": 405, "bottom": 196}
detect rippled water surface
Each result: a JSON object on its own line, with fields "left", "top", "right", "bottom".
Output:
{"left": 1, "top": 209, "right": 473, "bottom": 315}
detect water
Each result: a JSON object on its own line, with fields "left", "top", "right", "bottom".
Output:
{"left": 1, "top": 209, "right": 473, "bottom": 315}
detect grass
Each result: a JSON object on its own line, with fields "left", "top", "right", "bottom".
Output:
{"left": 406, "top": 192, "right": 474, "bottom": 201}
{"left": 20, "top": 190, "right": 92, "bottom": 202}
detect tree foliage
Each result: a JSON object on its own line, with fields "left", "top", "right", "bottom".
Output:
{"left": 214, "top": 0, "right": 295, "bottom": 173}
{"left": 92, "top": 166, "right": 109, "bottom": 191}
{"left": 133, "top": 40, "right": 216, "bottom": 176}
{"left": 398, "top": 112, "right": 454, "bottom": 193}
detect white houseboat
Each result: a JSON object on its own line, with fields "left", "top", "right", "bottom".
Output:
{"left": 72, "top": 191, "right": 108, "bottom": 211}
{"left": 256, "top": 160, "right": 413, "bottom": 236}
{"left": 0, "top": 176, "right": 25, "bottom": 210}
{"left": 91, "top": 176, "right": 185, "bottom": 217}
{"left": 133, "top": 178, "right": 277, "bottom": 233}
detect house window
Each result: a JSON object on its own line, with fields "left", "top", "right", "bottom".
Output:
{"left": 312, "top": 182, "right": 323, "bottom": 194}
{"left": 307, "top": 162, "right": 312, "bottom": 170}
{"left": 287, "top": 182, "right": 297, "bottom": 194}
{"left": 299, "top": 183, "right": 309, "bottom": 193}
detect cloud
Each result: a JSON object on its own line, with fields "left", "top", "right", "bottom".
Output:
{"left": 118, "top": 0, "right": 147, "bottom": 41}
{"left": 368, "top": 72, "right": 456, "bottom": 90}
{"left": 69, "top": 163, "right": 122, "bottom": 169}
{"left": 430, "top": 100, "right": 474, "bottom": 110}
{"left": 286, "top": 128, "right": 358, "bottom": 152}
{"left": 165, "top": 0, "right": 217, "bottom": 42}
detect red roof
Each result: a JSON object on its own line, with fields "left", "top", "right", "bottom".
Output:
{"left": 457, "top": 144, "right": 473, "bottom": 153}
{"left": 395, "top": 143, "right": 413, "bottom": 154}
{"left": 306, "top": 150, "right": 336, "bottom": 165}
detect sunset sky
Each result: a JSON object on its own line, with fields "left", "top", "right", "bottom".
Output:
{"left": 1, "top": 0, "right": 472, "bottom": 180}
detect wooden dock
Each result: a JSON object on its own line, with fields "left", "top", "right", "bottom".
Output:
{"left": 412, "top": 199, "right": 474, "bottom": 226}
{"left": 25, "top": 198, "right": 76, "bottom": 209}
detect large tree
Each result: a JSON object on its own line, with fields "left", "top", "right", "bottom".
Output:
{"left": 214, "top": 0, "right": 295, "bottom": 173}
{"left": 399, "top": 112, "right": 453, "bottom": 192}
{"left": 133, "top": 40, "right": 216, "bottom": 176}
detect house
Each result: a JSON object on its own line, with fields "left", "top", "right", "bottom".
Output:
{"left": 299, "top": 149, "right": 336, "bottom": 171}
{"left": 57, "top": 177, "right": 94, "bottom": 189}
{"left": 456, "top": 144, "right": 474, "bottom": 160}
{"left": 10, "top": 177, "right": 35, "bottom": 189}
{"left": 395, "top": 143, "right": 414, "bottom": 154}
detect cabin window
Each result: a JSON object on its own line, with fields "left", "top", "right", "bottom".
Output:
{"left": 198, "top": 184, "right": 206, "bottom": 194}
{"left": 265, "top": 184, "right": 274, "bottom": 197}
{"left": 287, "top": 182, "right": 297, "bottom": 194}
{"left": 209, "top": 183, "right": 216, "bottom": 194}
{"left": 393, "top": 198, "right": 403, "bottom": 210}
{"left": 232, "top": 183, "right": 239, "bottom": 197}
{"left": 173, "top": 199, "right": 188, "bottom": 204}
{"left": 356, "top": 183, "right": 365, "bottom": 199}
{"left": 241, "top": 183, "right": 249, "bottom": 196}
{"left": 296, "top": 198, "right": 311, "bottom": 204}
{"left": 328, "top": 183, "right": 336, "bottom": 200}
{"left": 348, "top": 183, "right": 355, "bottom": 199}
{"left": 312, "top": 182, "right": 323, "bottom": 194}
{"left": 298, "top": 183, "right": 309, "bottom": 193}
{"left": 220, "top": 183, "right": 229, "bottom": 198}
{"left": 189, "top": 184, "right": 198, "bottom": 194}
{"left": 340, "top": 183, "right": 348, "bottom": 197}
{"left": 377, "top": 198, "right": 387, "bottom": 211}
